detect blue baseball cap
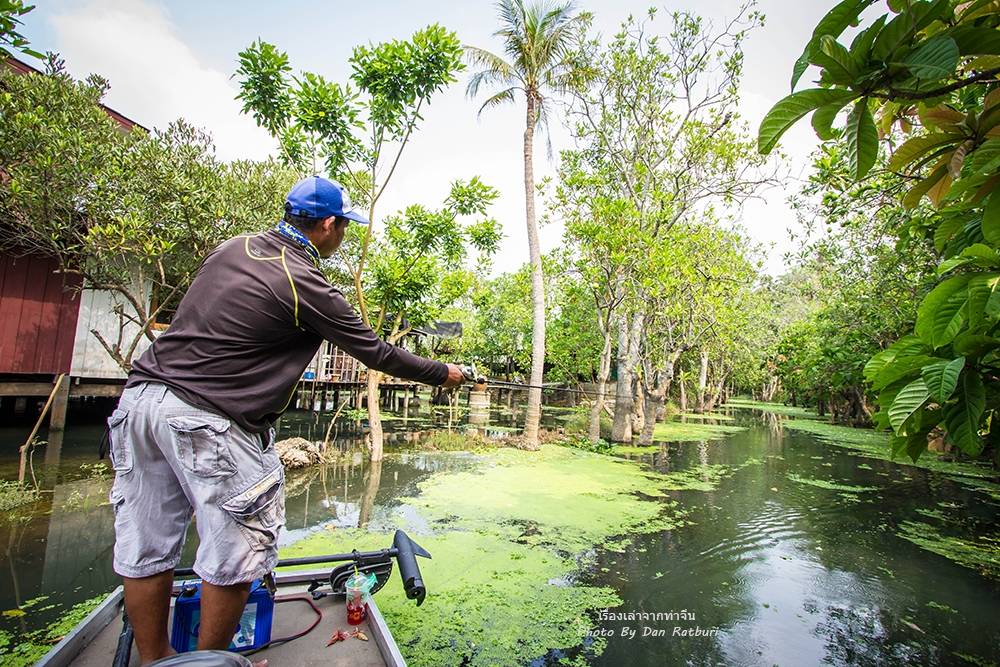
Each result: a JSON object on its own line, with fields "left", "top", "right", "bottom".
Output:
{"left": 285, "top": 176, "right": 370, "bottom": 225}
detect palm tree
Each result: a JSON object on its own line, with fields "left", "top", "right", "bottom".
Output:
{"left": 466, "top": 0, "right": 588, "bottom": 446}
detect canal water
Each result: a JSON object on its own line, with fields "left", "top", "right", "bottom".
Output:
{"left": 1, "top": 400, "right": 998, "bottom": 665}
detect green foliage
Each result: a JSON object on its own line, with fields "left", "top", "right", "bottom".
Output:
{"left": 0, "top": 480, "right": 39, "bottom": 512}
{"left": 557, "top": 434, "right": 615, "bottom": 455}
{"left": 0, "top": 58, "right": 297, "bottom": 370}
{"left": 0, "top": 0, "right": 42, "bottom": 59}
{"left": 764, "top": 0, "right": 1000, "bottom": 461}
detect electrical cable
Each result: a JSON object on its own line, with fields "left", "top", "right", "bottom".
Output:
{"left": 241, "top": 595, "right": 323, "bottom": 656}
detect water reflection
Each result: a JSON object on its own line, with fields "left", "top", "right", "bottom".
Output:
{"left": 1, "top": 405, "right": 999, "bottom": 666}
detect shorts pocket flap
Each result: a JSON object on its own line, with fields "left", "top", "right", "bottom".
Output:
{"left": 222, "top": 467, "right": 283, "bottom": 515}
{"left": 107, "top": 408, "right": 128, "bottom": 428}
{"left": 167, "top": 414, "right": 231, "bottom": 434}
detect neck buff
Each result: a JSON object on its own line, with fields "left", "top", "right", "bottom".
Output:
{"left": 276, "top": 220, "right": 321, "bottom": 267}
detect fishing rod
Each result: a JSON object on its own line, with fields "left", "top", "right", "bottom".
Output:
{"left": 458, "top": 365, "right": 636, "bottom": 401}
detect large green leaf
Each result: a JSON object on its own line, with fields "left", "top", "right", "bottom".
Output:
{"left": 933, "top": 213, "right": 970, "bottom": 253}
{"left": 965, "top": 138, "right": 1000, "bottom": 175}
{"left": 902, "top": 35, "right": 959, "bottom": 80}
{"left": 942, "top": 371, "right": 986, "bottom": 456}
{"left": 888, "top": 133, "right": 958, "bottom": 172}
{"left": 759, "top": 89, "right": 859, "bottom": 154}
{"left": 863, "top": 335, "right": 930, "bottom": 382}
{"left": 791, "top": 0, "right": 876, "bottom": 90}
{"left": 873, "top": 0, "right": 951, "bottom": 61}
{"left": 983, "top": 191, "right": 1000, "bottom": 245}
{"left": 812, "top": 103, "right": 845, "bottom": 140}
{"left": 951, "top": 26, "right": 1000, "bottom": 57}
{"left": 920, "top": 357, "right": 965, "bottom": 403}
{"left": 915, "top": 274, "right": 970, "bottom": 348}
{"left": 888, "top": 377, "right": 931, "bottom": 434}
{"left": 964, "top": 271, "right": 1000, "bottom": 329}
{"left": 872, "top": 354, "right": 941, "bottom": 391}
{"left": 845, "top": 99, "right": 878, "bottom": 179}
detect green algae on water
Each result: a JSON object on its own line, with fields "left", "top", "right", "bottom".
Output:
{"left": 661, "top": 459, "right": 763, "bottom": 492}
{"left": 898, "top": 520, "right": 1000, "bottom": 580}
{"left": 0, "top": 594, "right": 104, "bottom": 666}
{"left": 786, "top": 473, "right": 879, "bottom": 493}
{"left": 282, "top": 445, "right": 689, "bottom": 667}
{"left": 781, "top": 419, "right": 1000, "bottom": 500}
{"left": 652, "top": 419, "right": 745, "bottom": 442}
{"left": 723, "top": 398, "right": 817, "bottom": 417}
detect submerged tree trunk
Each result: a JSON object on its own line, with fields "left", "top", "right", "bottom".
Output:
{"left": 522, "top": 93, "right": 545, "bottom": 449}
{"left": 696, "top": 350, "right": 709, "bottom": 413}
{"left": 589, "top": 328, "right": 614, "bottom": 443}
{"left": 637, "top": 389, "right": 666, "bottom": 446}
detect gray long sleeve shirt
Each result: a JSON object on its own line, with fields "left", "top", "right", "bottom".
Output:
{"left": 127, "top": 229, "right": 448, "bottom": 433}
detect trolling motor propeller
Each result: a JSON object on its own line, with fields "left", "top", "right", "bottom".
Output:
{"left": 393, "top": 529, "right": 432, "bottom": 606}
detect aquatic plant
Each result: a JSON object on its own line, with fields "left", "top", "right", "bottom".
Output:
{"left": 898, "top": 521, "right": 1000, "bottom": 581}
{"left": 786, "top": 473, "right": 879, "bottom": 493}
{"left": 782, "top": 419, "right": 1000, "bottom": 501}
{"left": 0, "top": 594, "right": 104, "bottom": 666}
{"left": 0, "top": 480, "right": 40, "bottom": 512}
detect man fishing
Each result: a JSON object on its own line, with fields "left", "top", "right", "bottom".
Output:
{"left": 106, "top": 175, "right": 467, "bottom": 664}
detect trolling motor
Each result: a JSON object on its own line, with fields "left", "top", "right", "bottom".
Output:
{"left": 112, "top": 530, "right": 431, "bottom": 666}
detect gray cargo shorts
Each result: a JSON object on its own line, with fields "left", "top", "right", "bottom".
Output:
{"left": 107, "top": 381, "right": 285, "bottom": 586}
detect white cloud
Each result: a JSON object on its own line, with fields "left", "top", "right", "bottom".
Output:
{"left": 48, "top": 0, "right": 275, "bottom": 162}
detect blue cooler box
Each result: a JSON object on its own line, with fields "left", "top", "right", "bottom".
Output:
{"left": 170, "top": 580, "right": 274, "bottom": 653}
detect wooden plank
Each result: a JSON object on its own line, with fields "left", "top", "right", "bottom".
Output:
{"left": 0, "top": 381, "right": 53, "bottom": 396}
{"left": 13, "top": 256, "right": 50, "bottom": 372}
{"left": 52, "top": 272, "right": 83, "bottom": 373}
{"left": 0, "top": 254, "right": 29, "bottom": 372}
{"left": 37, "top": 586, "right": 124, "bottom": 667}
{"left": 70, "top": 383, "right": 124, "bottom": 398}
{"left": 34, "top": 259, "right": 66, "bottom": 372}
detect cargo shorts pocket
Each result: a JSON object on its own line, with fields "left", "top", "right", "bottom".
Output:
{"left": 221, "top": 467, "right": 285, "bottom": 552}
{"left": 107, "top": 409, "right": 133, "bottom": 474}
{"left": 167, "top": 414, "right": 237, "bottom": 479}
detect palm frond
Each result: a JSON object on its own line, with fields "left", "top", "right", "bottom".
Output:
{"left": 477, "top": 87, "right": 518, "bottom": 118}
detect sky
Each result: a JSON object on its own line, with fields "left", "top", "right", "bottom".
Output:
{"left": 17, "top": 0, "right": 831, "bottom": 276}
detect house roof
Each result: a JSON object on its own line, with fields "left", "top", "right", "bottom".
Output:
{"left": 5, "top": 55, "right": 147, "bottom": 132}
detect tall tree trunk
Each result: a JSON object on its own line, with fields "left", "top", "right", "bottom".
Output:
{"left": 611, "top": 314, "right": 633, "bottom": 442}
{"left": 612, "top": 314, "right": 642, "bottom": 442}
{"left": 679, "top": 377, "right": 687, "bottom": 413}
{"left": 696, "top": 350, "right": 709, "bottom": 413}
{"left": 638, "top": 388, "right": 667, "bottom": 446}
{"left": 522, "top": 93, "right": 545, "bottom": 449}
{"left": 589, "top": 328, "right": 613, "bottom": 443}
{"left": 632, "top": 380, "right": 645, "bottom": 436}
{"left": 366, "top": 370, "right": 384, "bottom": 461}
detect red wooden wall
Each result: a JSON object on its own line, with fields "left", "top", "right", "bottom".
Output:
{"left": 0, "top": 252, "right": 82, "bottom": 374}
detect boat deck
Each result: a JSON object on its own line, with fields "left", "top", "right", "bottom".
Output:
{"left": 46, "top": 582, "right": 403, "bottom": 667}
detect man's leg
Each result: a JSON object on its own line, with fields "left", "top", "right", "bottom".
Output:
{"left": 195, "top": 580, "right": 252, "bottom": 650}
{"left": 123, "top": 571, "right": 176, "bottom": 664}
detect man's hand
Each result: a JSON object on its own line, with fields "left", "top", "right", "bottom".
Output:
{"left": 441, "top": 363, "right": 465, "bottom": 388}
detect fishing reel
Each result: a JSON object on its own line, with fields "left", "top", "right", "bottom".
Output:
{"left": 459, "top": 364, "right": 487, "bottom": 385}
